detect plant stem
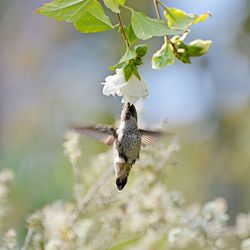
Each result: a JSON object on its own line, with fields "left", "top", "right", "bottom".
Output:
{"left": 153, "top": 0, "right": 161, "bottom": 19}
{"left": 21, "top": 229, "right": 33, "bottom": 250}
{"left": 116, "top": 13, "right": 130, "bottom": 48}
{"left": 67, "top": 167, "right": 113, "bottom": 227}
{"left": 153, "top": 0, "right": 178, "bottom": 54}
{"left": 157, "top": 0, "right": 168, "bottom": 11}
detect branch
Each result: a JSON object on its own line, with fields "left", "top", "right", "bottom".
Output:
{"left": 116, "top": 13, "right": 130, "bottom": 48}
{"left": 67, "top": 167, "right": 113, "bottom": 226}
{"left": 153, "top": 0, "right": 161, "bottom": 19}
{"left": 21, "top": 229, "right": 33, "bottom": 250}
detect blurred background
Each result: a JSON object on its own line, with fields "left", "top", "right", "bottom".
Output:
{"left": 0, "top": 0, "right": 250, "bottom": 244}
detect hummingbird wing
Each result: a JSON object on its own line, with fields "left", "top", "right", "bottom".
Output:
{"left": 70, "top": 125, "right": 116, "bottom": 146}
{"left": 140, "top": 129, "right": 171, "bottom": 147}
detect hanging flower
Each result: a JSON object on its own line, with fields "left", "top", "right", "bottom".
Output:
{"left": 101, "top": 68, "right": 148, "bottom": 104}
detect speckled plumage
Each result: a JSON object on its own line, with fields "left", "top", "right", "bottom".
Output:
{"left": 113, "top": 104, "right": 141, "bottom": 191}
{"left": 71, "top": 103, "right": 165, "bottom": 191}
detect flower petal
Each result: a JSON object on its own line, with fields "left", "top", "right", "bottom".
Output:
{"left": 101, "top": 68, "right": 126, "bottom": 97}
{"left": 101, "top": 69, "right": 149, "bottom": 103}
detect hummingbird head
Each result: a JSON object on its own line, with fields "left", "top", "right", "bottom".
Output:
{"left": 121, "top": 102, "right": 138, "bottom": 122}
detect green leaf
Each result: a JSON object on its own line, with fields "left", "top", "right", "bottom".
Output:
{"left": 164, "top": 8, "right": 196, "bottom": 30}
{"left": 193, "top": 12, "right": 211, "bottom": 24}
{"left": 133, "top": 57, "right": 143, "bottom": 66}
{"left": 188, "top": 39, "right": 212, "bottom": 56}
{"left": 109, "top": 48, "right": 136, "bottom": 71}
{"left": 132, "top": 65, "right": 141, "bottom": 80}
{"left": 164, "top": 7, "right": 210, "bottom": 30}
{"left": 119, "top": 48, "right": 137, "bottom": 64}
{"left": 123, "top": 63, "right": 133, "bottom": 81}
{"left": 152, "top": 42, "right": 175, "bottom": 69}
{"left": 134, "top": 44, "right": 148, "bottom": 58}
{"left": 35, "top": 0, "right": 93, "bottom": 22}
{"left": 172, "top": 38, "right": 211, "bottom": 63}
{"left": 74, "top": 0, "right": 113, "bottom": 33}
{"left": 109, "top": 62, "right": 123, "bottom": 71}
{"left": 36, "top": 0, "right": 113, "bottom": 33}
{"left": 116, "top": 0, "right": 126, "bottom": 5}
{"left": 103, "top": 0, "right": 120, "bottom": 13}
{"left": 124, "top": 24, "right": 137, "bottom": 45}
{"left": 131, "top": 11, "right": 182, "bottom": 40}
{"left": 109, "top": 44, "right": 146, "bottom": 71}
{"left": 175, "top": 50, "right": 191, "bottom": 63}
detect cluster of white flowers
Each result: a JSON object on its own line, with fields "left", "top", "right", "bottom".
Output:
{"left": 236, "top": 212, "right": 250, "bottom": 239}
{"left": 242, "top": 238, "right": 250, "bottom": 250}
{"left": 0, "top": 170, "right": 17, "bottom": 250}
{"left": 0, "top": 170, "right": 14, "bottom": 233}
{"left": 101, "top": 68, "right": 148, "bottom": 104}
{"left": 63, "top": 131, "right": 82, "bottom": 165}
{"left": 1, "top": 138, "right": 250, "bottom": 249}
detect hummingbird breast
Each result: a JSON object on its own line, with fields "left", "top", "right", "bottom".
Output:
{"left": 114, "top": 121, "right": 141, "bottom": 165}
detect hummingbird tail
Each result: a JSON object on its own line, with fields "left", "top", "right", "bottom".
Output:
{"left": 116, "top": 176, "right": 128, "bottom": 191}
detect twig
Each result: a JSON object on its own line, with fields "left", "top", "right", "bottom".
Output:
{"left": 21, "top": 229, "right": 33, "bottom": 250}
{"left": 116, "top": 13, "right": 130, "bottom": 48}
{"left": 153, "top": 0, "right": 161, "bottom": 19}
{"left": 67, "top": 167, "right": 113, "bottom": 226}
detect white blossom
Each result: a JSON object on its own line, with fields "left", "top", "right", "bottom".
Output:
{"left": 101, "top": 68, "right": 148, "bottom": 104}
{"left": 63, "top": 131, "right": 81, "bottom": 165}
{"left": 242, "top": 239, "right": 250, "bottom": 250}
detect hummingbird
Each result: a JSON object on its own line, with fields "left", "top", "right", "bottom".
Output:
{"left": 71, "top": 103, "right": 164, "bottom": 191}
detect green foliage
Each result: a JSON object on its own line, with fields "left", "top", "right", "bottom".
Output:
{"left": 164, "top": 7, "right": 210, "bottom": 30}
{"left": 35, "top": 0, "right": 212, "bottom": 76}
{"left": 103, "top": 0, "right": 120, "bottom": 13}
{"left": 35, "top": 0, "right": 113, "bottom": 33}
{"left": 131, "top": 11, "right": 182, "bottom": 40}
{"left": 110, "top": 44, "right": 147, "bottom": 81}
{"left": 124, "top": 24, "right": 137, "bottom": 45}
{"left": 73, "top": 1, "right": 113, "bottom": 33}
{"left": 134, "top": 44, "right": 148, "bottom": 58}
{"left": 152, "top": 41, "right": 175, "bottom": 69}
{"left": 119, "top": 47, "right": 137, "bottom": 64}
{"left": 102, "top": 0, "right": 126, "bottom": 13}
{"left": 123, "top": 62, "right": 134, "bottom": 81}
{"left": 188, "top": 39, "right": 212, "bottom": 56}
{"left": 35, "top": 0, "right": 93, "bottom": 22}
{"left": 171, "top": 36, "right": 212, "bottom": 63}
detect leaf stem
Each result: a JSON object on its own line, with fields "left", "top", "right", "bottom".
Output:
{"left": 153, "top": 0, "right": 178, "bottom": 54}
{"left": 157, "top": 0, "right": 168, "bottom": 11}
{"left": 116, "top": 13, "right": 130, "bottom": 48}
{"left": 153, "top": 0, "right": 161, "bottom": 19}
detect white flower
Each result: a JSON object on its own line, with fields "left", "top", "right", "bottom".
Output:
{"left": 101, "top": 68, "right": 148, "bottom": 104}
{"left": 63, "top": 131, "right": 81, "bottom": 165}
{"left": 242, "top": 239, "right": 250, "bottom": 250}
{"left": 168, "top": 227, "right": 197, "bottom": 247}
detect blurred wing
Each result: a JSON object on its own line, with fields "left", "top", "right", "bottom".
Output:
{"left": 70, "top": 125, "right": 116, "bottom": 146}
{"left": 140, "top": 129, "right": 172, "bottom": 147}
